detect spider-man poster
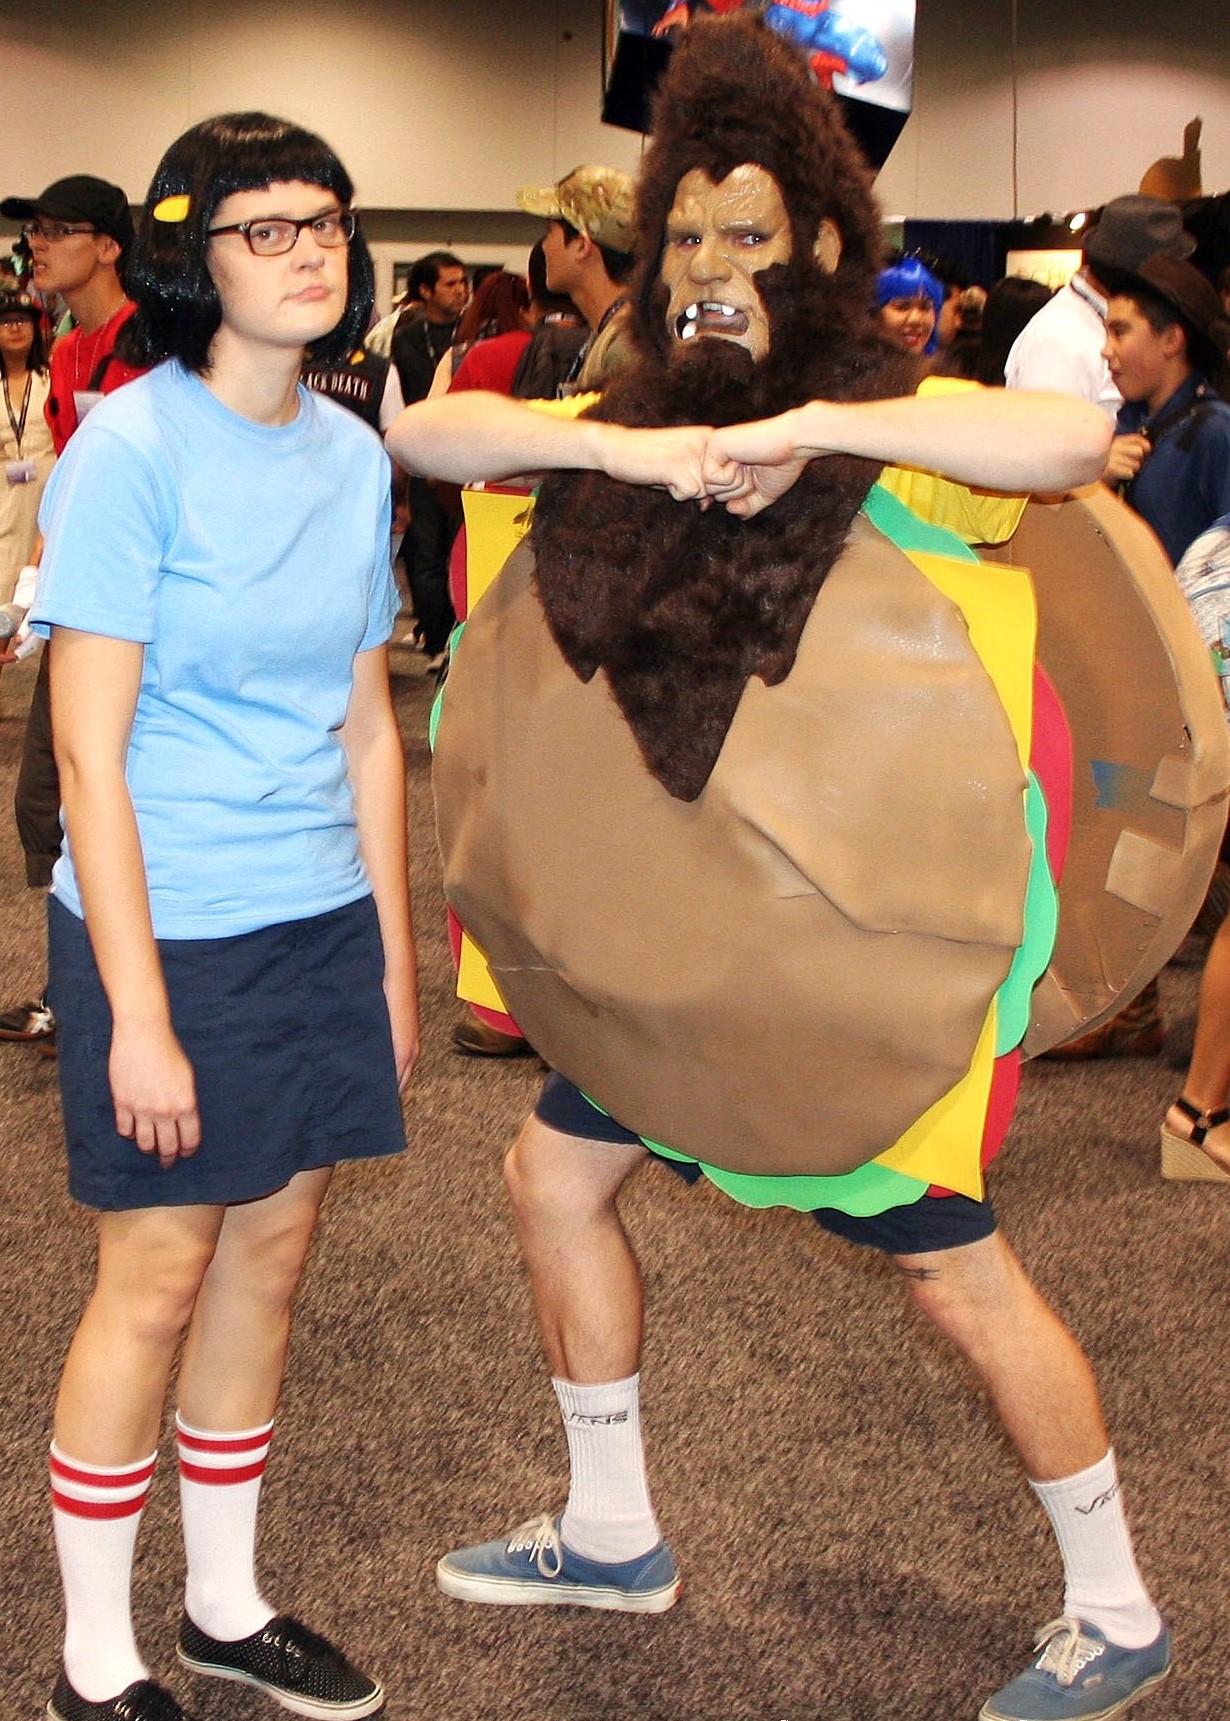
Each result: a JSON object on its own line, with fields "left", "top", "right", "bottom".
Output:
{"left": 603, "top": 0, "right": 914, "bottom": 164}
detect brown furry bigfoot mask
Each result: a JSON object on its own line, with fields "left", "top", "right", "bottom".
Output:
{"left": 530, "top": 13, "right": 906, "bottom": 801}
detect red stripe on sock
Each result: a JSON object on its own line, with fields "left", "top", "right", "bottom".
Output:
{"left": 49, "top": 1453, "right": 156, "bottom": 1490}
{"left": 51, "top": 1488, "right": 147, "bottom": 1520}
{"left": 176, "top": 1428, "right": 272, "bottom": 1455}
{"left": 178, "top": 1457, "right": 268, "bottom": 1487}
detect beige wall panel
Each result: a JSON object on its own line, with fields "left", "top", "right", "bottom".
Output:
{"left": 0, "top": 0, "right": 641, "bottom": 211}
{"left": 0, "top": 0, "right": 1227, "bottom": 221}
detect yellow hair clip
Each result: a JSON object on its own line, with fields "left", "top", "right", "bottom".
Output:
{"left": 151, "top": 194, "right": 191, "bottom": 223}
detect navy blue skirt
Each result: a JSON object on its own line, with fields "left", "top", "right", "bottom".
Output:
{"left": 48, "top": 893, "right": 406, "bottom": 1211}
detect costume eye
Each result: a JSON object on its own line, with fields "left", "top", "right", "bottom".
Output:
{"left": 250, "top": 222, "right": 288, "bottom": 246}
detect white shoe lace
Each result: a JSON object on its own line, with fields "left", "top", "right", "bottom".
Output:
{"left": 505, "top": 1513, "right": 564, "bottom": 1578}
{"left": 1032, "top": 1618, "right": 1105, "bottom": 1688}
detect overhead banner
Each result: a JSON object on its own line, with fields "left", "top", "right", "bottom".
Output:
{"left": 603, "top": 1, "right": 915, "bottom": 167}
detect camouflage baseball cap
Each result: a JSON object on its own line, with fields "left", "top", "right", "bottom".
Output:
{"left": 517, "top": 165, "right": 636, "bottom": 254}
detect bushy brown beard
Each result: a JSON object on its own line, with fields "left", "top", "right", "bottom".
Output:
{"left": 530, "top": 258, "right": 911, "bottom": 800}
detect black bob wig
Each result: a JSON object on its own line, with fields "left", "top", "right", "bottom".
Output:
{"left": 127, "top": 112, "right": 374, "bottom": 373}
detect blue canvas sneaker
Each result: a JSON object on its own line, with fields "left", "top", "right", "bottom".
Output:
{"left": 436, "top": 1512, "right": 681, "bottom": 1613}
{"left": 980, "top": 1617, "right": 1171, "bottom": 1721}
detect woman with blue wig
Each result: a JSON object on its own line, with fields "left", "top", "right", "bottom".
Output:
{"left": 876, "top": 253, "right": 944, "bottom": 357}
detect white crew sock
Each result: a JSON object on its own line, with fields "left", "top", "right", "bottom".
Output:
{"left": 1031, "top": 1450, "right": 1163, "bottom": 1648}
{"left": 554, "top": 1373, "right": 661, "bottom": 1563}
{"left": 177, "top": 1413, "right": 276, "bottom": 1642}
{"left": 50, "top": 1442, "right": 154, "bottom": 1702}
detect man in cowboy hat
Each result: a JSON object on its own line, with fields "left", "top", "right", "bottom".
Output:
{"left": 1007, "top": 194, "right": 1195, "bottom": 419}
{"left": 1102, "top": 252, "right": 1230, "bottom": 567}
{"left": 1049, "top": 253, "right": 1230, "bottom": 1065}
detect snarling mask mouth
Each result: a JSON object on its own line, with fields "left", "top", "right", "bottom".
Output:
{"left": 675, "top": 300, "right": 752, "bottom": 343}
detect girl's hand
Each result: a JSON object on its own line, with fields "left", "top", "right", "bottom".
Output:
{"left": 384, "top": 968, "right": 421, "bottom": 1093}
{"left": 109, "top": 1019, "right": 201, "bottom": 1167}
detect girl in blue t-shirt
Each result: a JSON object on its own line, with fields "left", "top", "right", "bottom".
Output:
{"left": 34, "top": 114, "right": 417, "bottom": 1721}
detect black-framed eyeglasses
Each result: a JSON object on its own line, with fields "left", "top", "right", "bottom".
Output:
{"left": 20, "top": 219, "right": 99, "bottom": 243}
{"left": 206, "top": 209, "right": 356, "bottom": 257}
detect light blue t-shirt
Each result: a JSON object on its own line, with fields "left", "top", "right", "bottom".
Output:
{"left": 32, "top": 360, "right": 399, "bottom": 938}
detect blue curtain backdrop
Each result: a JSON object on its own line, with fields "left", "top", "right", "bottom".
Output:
{"left": 902, "top": 220, "right": 1000, "bottom": 288}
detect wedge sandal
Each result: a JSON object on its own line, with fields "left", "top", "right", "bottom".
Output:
{"left": 1161, "top": 1097, "right": 1230, "bottom": 1182}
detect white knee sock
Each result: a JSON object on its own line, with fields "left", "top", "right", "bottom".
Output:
{"left": 177, "top": 1413, "right": 276, "bottom": 1642}
{"left": 1031, "top": 1450, "right": 1163, "bottom": 1648}
{"left": 51, "top": 1443, "right": 154, "bottom": 1702}
{"left": 554, "top": 1374, "right": 661, "bottom": 1563}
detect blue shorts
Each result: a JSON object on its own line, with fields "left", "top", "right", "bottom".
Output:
{"left": 48, "top": 893, "right": 406, "bottom": 1211}
{"left": 535, "top": 1071, "right": 995, "bottom": 1255}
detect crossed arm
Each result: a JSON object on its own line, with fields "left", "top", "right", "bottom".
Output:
{"left": 705, "top": 391, "right": 1112, "bottom": 515}
{"left": 385, "top": 388, "right": 1112, "bottom": 516}
{"left": 386, "top": 392, "right": 717, "bottom": 499}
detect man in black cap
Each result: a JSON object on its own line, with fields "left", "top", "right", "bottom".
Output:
{"left": 1, "top": 176, "right": 141, "bottom": 449}
{"left": 0, "top": 174, "right": 143, "bottom": 1050}
{"left": 1006, "top": 195, "right": 1195, "bottom": 419}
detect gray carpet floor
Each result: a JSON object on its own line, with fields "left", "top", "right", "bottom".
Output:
{"left": 0, "top": 644, "right": 1226, "bottom": 1721}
